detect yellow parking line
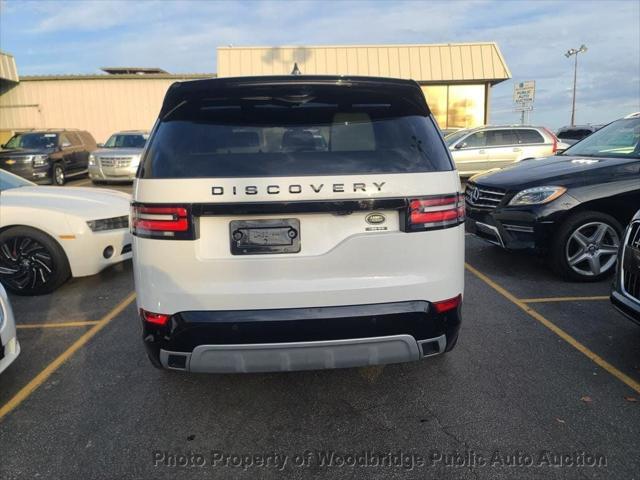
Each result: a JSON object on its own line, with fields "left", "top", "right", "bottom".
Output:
{"left": 17, "top": 321, "right": 100, "bottom": 330}
{"left": 0, "top": 292, "right": 136, "bottom": 422}
{"left": 520, "top": 296, "right": 610, "bottom": 304}
{"left": 465, "top": 263, "right": 640, "bottom": 394}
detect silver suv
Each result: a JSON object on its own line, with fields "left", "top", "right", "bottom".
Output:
{"left": 445, "top": 125, "right": 560, "bottom": 176}
{"left": 89, "top": 130, "right": 148, "bottom": 183}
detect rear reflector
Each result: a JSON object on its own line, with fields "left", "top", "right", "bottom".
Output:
{"left": 433, "top": 295, "right": 462, "bottom": 314}
{"left": 405, "top": 194, "right": 465, "bottom": 232}
{"left": 141, "top": 309, "right": 170, "bottom": 326}
{"left": 131, "top": 204, "right": 194, "bottom": 240}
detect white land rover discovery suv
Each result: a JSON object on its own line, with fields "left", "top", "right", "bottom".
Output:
{"left": 133, "top": 75, "right": 464, "bottom": 373}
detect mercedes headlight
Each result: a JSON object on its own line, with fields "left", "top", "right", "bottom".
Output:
{"left": 87, "top": 215, "right": 129, "bottom": 232}
{"left": 88, "top": 154, "right": 96, "bottom": 166}
{"left": 32, "top": 154, "right": 49, "bottom": 167}
{"left": 508, "top": 186, "right": 567, "bottom": 206}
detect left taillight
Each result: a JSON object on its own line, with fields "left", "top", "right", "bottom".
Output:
{"left": 131, "top": 204, "right": 195, "bottom": 240}
{"left": 404, "top": 193, "right": 465, "bottom": 232}
{"left": 141, "top": 309, "right": 170, "bottom": 326}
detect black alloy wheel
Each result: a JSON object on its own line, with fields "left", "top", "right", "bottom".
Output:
{"left": 0, "top": 227, "right": 71, "bottom": 295}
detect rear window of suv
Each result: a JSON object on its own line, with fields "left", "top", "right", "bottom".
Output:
{"left": 515, "top": 129, "right": 544, "bottom": 144}
{"left": 140, "top": 83, "right": 453, "bottom": 178}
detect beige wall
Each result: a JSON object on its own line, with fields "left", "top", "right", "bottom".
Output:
{"left": 0, "top": 76, "right": 205, "bottom": 143}
{"left": 421, "top": 84, "right": 486, "bottom": 129}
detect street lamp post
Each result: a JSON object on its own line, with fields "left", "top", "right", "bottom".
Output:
{"left": 565, "top": 44, "right": 587, "bottom": 126}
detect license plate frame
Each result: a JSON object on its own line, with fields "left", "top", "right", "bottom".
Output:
{"left": 229, "top": 219, "right": 301, "bottom": 255}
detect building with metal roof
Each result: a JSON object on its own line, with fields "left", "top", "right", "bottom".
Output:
{"left": 0, "top": 63, "right": 213, "bottom": 143}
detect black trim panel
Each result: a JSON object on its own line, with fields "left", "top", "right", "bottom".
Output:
{"left": 190, "top": 198, "right": 408, "bottom": 216}
{"left": 142, "top": 300, "right": 462, "bottom": 357}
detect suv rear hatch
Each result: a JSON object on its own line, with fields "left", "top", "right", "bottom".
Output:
{"left": 133, "top": 76, "right": 463, "bottom": 312}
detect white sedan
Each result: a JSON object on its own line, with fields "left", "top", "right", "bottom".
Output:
{"left": 0, "top": 283, "right": 19, "bottom": 373}
{"left": 0, "top": 170, "right": 132, "bottom": 295}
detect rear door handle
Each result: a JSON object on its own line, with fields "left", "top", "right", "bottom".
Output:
{"left": 513, "top": 148, "right": 522, "bottom": 152}
{"left": 478, "top": 150, "right": 486, "bottom": 154}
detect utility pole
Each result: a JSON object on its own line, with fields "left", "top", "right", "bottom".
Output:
{"left": 565, "top": 45, "right": 587, "bottom": 126}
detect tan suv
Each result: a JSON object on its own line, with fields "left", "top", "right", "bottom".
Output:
{"left": 445, "top": 126, "right": 560, "bottom": 176}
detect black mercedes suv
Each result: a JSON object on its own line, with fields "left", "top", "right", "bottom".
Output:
{"left": 465, "top": 113, "right": 640, "bottom": 281}
{"left": 0, "top": 129, "right": 97, "bottom": 185}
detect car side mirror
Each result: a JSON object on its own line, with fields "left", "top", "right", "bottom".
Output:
{"left": 455, "top": 143, "right": 466, "bottom": 150}
{"left": 61, "top": 141, "right": 71, "bottom": 149}
{"left": 97, "top": 143, "right": 104, "bottom": 148}
{"left": 555, "top": 148, "right": 567, "bottom": 155}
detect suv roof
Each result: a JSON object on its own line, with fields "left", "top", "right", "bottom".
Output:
{"left": 160, "top": 75, "right": 428, "bottom": 118}
{"left": 14, "top": 128, "right": 84, "bottom": 133}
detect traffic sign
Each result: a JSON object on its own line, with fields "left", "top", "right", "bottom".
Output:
{"left": 514, "top": 81, "right": 535, "bottom": 105}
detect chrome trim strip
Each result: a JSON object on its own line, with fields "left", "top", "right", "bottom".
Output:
{"left": 503, "top": 224, "right": 534, "bottom": 233}
{"left": 475, "top": 221, "right": 505, "bottom": 247}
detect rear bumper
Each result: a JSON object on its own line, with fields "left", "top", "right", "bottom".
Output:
{"left": 162, "top": 335, "right": 445, "bottom": 373}
{"left": 143, "top": 300, "right": 462, "bottom": 373}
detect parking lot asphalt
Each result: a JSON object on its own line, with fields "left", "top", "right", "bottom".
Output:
{"left": 0, "top": 178, "right": 639, "bottom": 480}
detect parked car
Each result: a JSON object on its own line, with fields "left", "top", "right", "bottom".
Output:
{"left": 556, "top": 125, "right": 602, "bottom": 146}
{"left": 133, "top": 75, "right": 464, "bottom": 373}
{"left": 611, "top": 209, "right": 640, "bottom": 325}
{"left": 0, "top": 129, "right": 97, "bottom": 185}
{"left": 89, "top": 130, "right": 148, "bottom": 184}
{"left": 0, "top": 169, "right": 132, "bottom": 295}
{"left": 465, "top": 114, "right": 640, "bottom": 281}
{"left": 445, "top": 125, "right": 560, "bottom": 176}
{"left": 0, "top": 283, "right": 19, "bottom": 374}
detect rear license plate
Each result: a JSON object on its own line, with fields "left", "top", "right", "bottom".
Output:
{"left": 230, "top": 219, "right": 300, "bottom": 255}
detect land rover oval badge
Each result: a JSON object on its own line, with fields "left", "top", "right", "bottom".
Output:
{"left": 366, "top": 213, "right": 386, "bottom": 225}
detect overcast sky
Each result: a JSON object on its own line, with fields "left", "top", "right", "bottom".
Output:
{"left": 1, "top": 0, "right": 638, "bottom": 128}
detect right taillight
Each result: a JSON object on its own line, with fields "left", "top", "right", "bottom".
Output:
{"left": 433, "top": 294, "right": 462, "bottom": 314}
{"left": 404, "top": 193, "right": 465, "bottom": 232}
{"left": 131, "top": 204, "right": 195, "bottom": 240}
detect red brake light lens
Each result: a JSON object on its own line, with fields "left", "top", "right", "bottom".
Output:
{"left": 141, "top": 309, "right": 170, "bottom": 326}
{"left": 542, "top": 127, "right": 558, "bottom": 153}
{"left": 131, "top": 204, "right": 194, "bottom": 239}
{"left": 433, "top": 294, "right": 462, "bottom": 314}
{"left": 406, "top": 194, "right": 465, "bottom": 231}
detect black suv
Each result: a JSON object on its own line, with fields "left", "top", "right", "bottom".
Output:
{"left": 465, "top": 114, "right": 640, "bottom": 281}
{"left": 0, "top": 130, "right": 97, "bottom": 185}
